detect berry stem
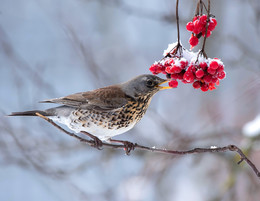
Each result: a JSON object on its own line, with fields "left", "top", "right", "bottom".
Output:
{"left": 200, "top": 0, "right": 203, "bottom": 14}
{"left": 200, "top": 0, "right": 210, "bottom": 55}
{"left": 176, "top": 0, "right": 180, "bottom": 46}
{"left": 201, "top": 1, "right": 208, "bottom": 13}
{"left": 159, "top": 0, "right": 182, "bottom": 62}
{"left": 195, "top": 0, "right": 200, "bottom": 16}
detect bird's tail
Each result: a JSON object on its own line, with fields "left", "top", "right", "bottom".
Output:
{"left": 9, "top": 106, "right": 74, "bottom": 117}
{"left": 8, "top": 110, "right": 49, "bottom": 117}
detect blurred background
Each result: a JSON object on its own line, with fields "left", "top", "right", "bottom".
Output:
{"left": 1, "top": 0, "right": 260, "bottom": 200}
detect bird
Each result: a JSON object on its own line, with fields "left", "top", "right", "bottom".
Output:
{"left": 9, "top": 74, "right": 170, "bottom": 153}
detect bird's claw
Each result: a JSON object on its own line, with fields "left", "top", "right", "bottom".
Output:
{"left": 81, "top": 131, "right": 103, "bottom": 150}
{"left": 109, "top": 139, "right": 136, "bottom": 155}
{"left": 123, "top": 141, "right": 136, "bottom": 155}
{"left": 90, "top": 137, "right": 103, "bottom": 150}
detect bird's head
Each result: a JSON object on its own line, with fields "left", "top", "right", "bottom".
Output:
{"left": 121, "top": 74, "right": 171, "bottom": 98}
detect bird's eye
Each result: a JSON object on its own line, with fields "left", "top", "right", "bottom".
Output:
{"left": 146, "top": 79, "right": 154, "bottom": 87}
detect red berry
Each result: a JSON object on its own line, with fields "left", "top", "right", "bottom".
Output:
{"left": 218, "top": 71, "right": 226, "bottom": 79}
{"left": 169, "top": 80, "right": 178, "bottom": 88}
{"left": 203, "top": 74, "right": 212, "bottom": 83}
{"left": 209, "top": 83, "right": 216, "bottom": 90}
{"left": 199, "top": 62, "right": 208, "bottom": 70}
{"left": 189, "top": 35, "right": 199, "bottom": 49}
{"left": 186, "top": 22, "right": 194, "bottom": 32}
{"left": 183, "top": 71, "right": 195, "bottom": 83}
{"left": 149, "top": 64, "right": 156, "bottom": 71}
{"left": 207, "top": 68, "right": 216, "bottom": 75}
{"left": 165, "top": 66, "right": 173, "bottom": 74}
{"left": 171, "top": 73, "right": 179, "bottom": 79}
{"left": 149, "top": 64, "right": 162, "bottom": 74}
{"left": 180, "top": 60, "right": 188, "bottom": 69}
{"left": 208, "top": 24, "right": 214, "bottom": 31}
{"left": 195, "top": 69, "right": 205, "bottom": 78}
{"left": 211, "top": 18, "right": 217, "bottom": 26}
{"left": 199, "top": 15, "right": 208, "bottom": 25}
{"left": 202, "top": 30, "right": 211, "bottom": 38}
{"left": 151, "top": 72, "right": 158, "bottom": 75}
{"left": 161, "top": 66, "right": 166, "bottom": 74}
{"left": 193, "top": 20, "right": 202, "bottom": 34}
{"left": 193, "top": 81, "right": 201, "bottom": 89}
{"left": 208, "top": 19, "right": 217, "bottom": 31}
{"left": 164, "top": 58, "right": 175, "bottom": 66}
{"left": 217, "top": 64, "right": 224, "bottom": 72}
{"left": 193, "top": 16, "right": 199, "bottom": 22}
{"left": 211, "top": 77, "right": 218, "bottom": 83}
{"left": 201, "top": 83, "right": 209, "bottom": 92}
{"left": 177, "top": 71, "right": 184, "bottom": 79}
{"left": 209, "top": 61, "right": 219, "bottom": 69}
{"left": 187, "top": 65, "right": 196, "bottom": 73}
{"left": 157, "top": 65, "right": 163, "bottom": 72}
{"left": 172, "top": 65, "right": 182, "bottom": 73}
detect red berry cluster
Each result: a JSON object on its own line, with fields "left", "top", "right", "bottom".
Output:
{"left": 186, "top": 15, "right": 217, "bottom": 49}
{"left": 149, "top": 44, "right": 226, "bottom": 92}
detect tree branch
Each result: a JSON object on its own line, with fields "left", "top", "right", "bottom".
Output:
{"left": 35, "top": 113, "right": 260, "bottom": 179}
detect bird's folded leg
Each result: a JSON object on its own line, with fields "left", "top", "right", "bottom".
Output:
{"left": 81, "top": 131, "right": 103, "bottom": 150}
{"left": 109, "top": 139, "right": 136, "bottom": 155}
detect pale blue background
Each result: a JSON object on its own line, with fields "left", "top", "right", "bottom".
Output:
{"left": 1, "top": 0, "right": 260, "bottom": 200}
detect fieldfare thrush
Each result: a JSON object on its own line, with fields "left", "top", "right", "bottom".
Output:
{"left": 9, "top": 74, "right": 170, "bottom": 151}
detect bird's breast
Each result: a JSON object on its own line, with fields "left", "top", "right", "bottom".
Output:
{"left": 123, "top": 95, "right": 152, "bottom": 123}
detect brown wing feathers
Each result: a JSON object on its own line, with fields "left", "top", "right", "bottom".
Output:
{"left": 40, "top": 85, "right": 131, "bottom": 110}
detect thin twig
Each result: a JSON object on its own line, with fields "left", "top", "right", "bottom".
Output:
{"left": 195, "top": 0, "right": 210, "bottom": 63}
{"left": 35, "top": 113, "right": 260, "bottom": 179}
{"left": 159, "top": 0, "right": 182, "bottom": 62}
{"left": 195, "top": 0, "right": 200, "bottom": 16}
{"left": 201, "top": 1, "right": 208, "bottom": 13}
{"left": 200, "top": 0, "right": 210, "bottom": 56}
{"left": 176, "top": 0, "right": 180, "bottom": 45}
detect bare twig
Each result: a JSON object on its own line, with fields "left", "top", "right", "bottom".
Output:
{"left": 195, "top": 0, "right": 200, "bottom": 16}
{"left": 176, "top": 0, "right": 180, "bottom": 45}
{"left": 195, "top": 0, "right": 210, "bottom": 62}
{"left": 200, "top": 0, "right": 210, "bottom": 56}
{"left": 159, "top": 0, "right": 183, "bottom": 62}
{"left": 35, "top": 113, "right": 260, "bottom": 179}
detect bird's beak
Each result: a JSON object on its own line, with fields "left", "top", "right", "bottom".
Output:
{"left": 157, "top": 80, "right": 171, "bottom": 90}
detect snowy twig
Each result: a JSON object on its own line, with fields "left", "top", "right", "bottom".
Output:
{"left": 36, "top": 113, "right": 260, "bottom": 180}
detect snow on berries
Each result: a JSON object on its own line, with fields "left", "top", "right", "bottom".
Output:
{"left": 149, "top": 1, "right": 225, "bottom": 92}
{"left": 186, "top": 14, "right": 217, "bottom": 49}
{"left": 149, "top": 43, "right": 226, "bottom": 92}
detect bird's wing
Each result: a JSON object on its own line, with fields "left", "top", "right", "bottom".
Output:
{"left": 40, "top": 85, "right": 132, "bottom": 110}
